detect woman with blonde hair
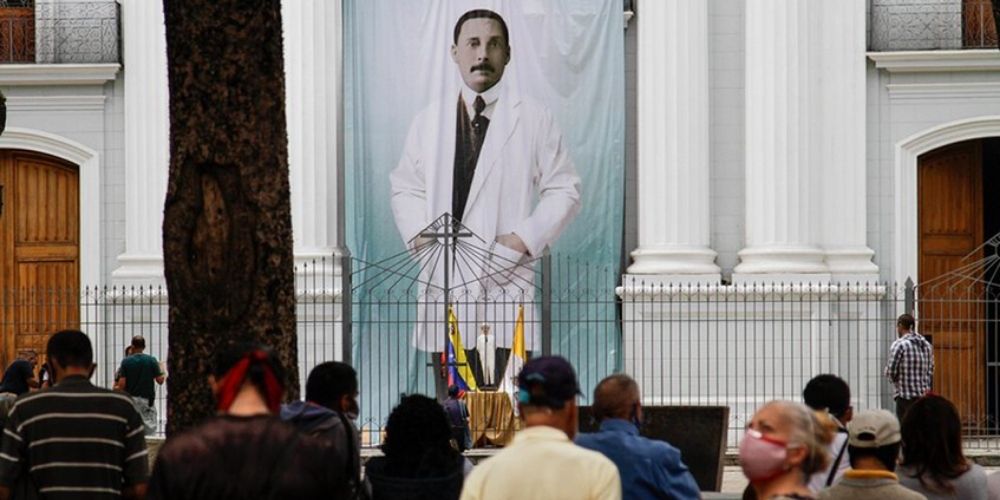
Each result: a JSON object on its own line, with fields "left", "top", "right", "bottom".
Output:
{"left": 740, "top": 400, "right": 834, "bottom": 499}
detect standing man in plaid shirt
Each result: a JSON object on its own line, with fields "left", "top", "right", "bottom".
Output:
{"left": 884, "top": 314, "right": 934, "bottom": 420}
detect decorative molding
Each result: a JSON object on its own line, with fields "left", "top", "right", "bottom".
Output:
{"left": 0, "top": 127, "right": 101, "bottom": 287}
{"left": 886, "top": 82, "right": 1000, "bottom": 100}
{"left": 0, "top": 64, "right": 120, "bottom": 86}
{"left": 5, "top": 95, "right": 107, "bottom": 111}
{"left": 894, "top": 115, "right": 1000, "bottom": 285}
{"left": 868, "top": 50, "right": 1000, "bottom": 73}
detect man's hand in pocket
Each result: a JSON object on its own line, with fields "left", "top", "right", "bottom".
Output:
{"left": 495, "top": 233, "right": 528, "bottom": 254}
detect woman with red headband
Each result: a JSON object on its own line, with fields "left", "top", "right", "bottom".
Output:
{"left": 147, "top": 343, "right": 349, "bottom": 499}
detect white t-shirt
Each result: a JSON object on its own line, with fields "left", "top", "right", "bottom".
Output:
{"left": 809, "top": 429, "right": 850, "bottom": 492}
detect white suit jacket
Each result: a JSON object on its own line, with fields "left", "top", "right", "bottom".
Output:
{"left": 390, "top": 83, "right": 581, "bottom": 352}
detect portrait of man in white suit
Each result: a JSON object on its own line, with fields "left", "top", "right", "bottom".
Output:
{"left": 389, "top": 9, "right": 582, "bottom": 358}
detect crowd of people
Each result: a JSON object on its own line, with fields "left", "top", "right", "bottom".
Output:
{"left": 0, "top": 319, "right": 995, "bottom": 498}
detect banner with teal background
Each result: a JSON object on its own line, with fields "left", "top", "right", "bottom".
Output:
{"left": 344, "top": 0, "right": 624, "bottom": 440}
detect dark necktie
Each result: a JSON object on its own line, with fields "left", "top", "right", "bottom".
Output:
{"left": 472, "top": 95, "right": 489, "bottom": 140}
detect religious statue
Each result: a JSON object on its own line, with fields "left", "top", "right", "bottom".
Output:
{"left": 476, "top": 323, "right": 496, "bottom": 387}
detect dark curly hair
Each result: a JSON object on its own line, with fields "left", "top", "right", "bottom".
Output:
{"left": 900, "top": 395, "right": 970, "bottom": 493}
{"left": 381, "top": 394, "right": 460, "bottom": 478}
{"left": 802, "top": 374, "right": 851, "bottom": 419}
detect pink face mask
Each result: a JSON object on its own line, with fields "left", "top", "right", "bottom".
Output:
{"left": 739, "top": 429, "right": 790, "bottom": 482}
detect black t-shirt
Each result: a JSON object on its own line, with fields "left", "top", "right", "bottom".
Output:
{"left": 147, "top": 414, "right": 349, "bottom": 500}
{"left": 0, "top": 360, "right": 33, "bottom": 395}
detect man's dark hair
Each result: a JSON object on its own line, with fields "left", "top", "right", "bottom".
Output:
{"left": 803, "top": 374, "right": 851, "bottom": 419}
{"left": 382, "top": 394, "right": 459, "bottom": 476}
{"left": 592, "top": 374, "right": 639, "bottom": 421}
{"left": 848, "top": 443, "right": 902, "bottom": 472}
{"left": 305, "top": 362, "right": 357, "bottom": 410}
{"left": 897, "top": 314, "right": 916, "bottom": 331}
{"left": 47, "top": 330, "right": 93, "bottom": 369}
{"left": 447, "top": 384, "right": 460, "bottom": 398}
{"left": 130, "top": 335, "right": 146, "bottom": 350}
{"left": 453, "top": 9, "right": 509, "bottom": 47}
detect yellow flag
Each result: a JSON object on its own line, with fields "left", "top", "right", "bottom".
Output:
{"left": 510, "top": 305, "right": 526, "bottom": 359}
{"left": 500, "top": 305, "right": 526, "bottom": 413}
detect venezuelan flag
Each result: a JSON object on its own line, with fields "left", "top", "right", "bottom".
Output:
{"left": 445, "top": 307, "right": 478, "bottom": 393}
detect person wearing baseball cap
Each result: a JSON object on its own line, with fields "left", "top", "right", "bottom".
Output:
{"left": 460, "top": 356, "right": 621, "bottom": 500}
{"left": 818, "top": 409, "right": 924, "bottom": 499}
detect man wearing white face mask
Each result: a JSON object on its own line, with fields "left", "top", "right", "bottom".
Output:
{"left": 740, "top": 401, "right": 833, "bottom": 499}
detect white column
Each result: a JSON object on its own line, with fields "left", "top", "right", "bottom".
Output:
{"left": 627, "top": 0, "right": 719, "bottom": 280}
{"left": 283, "top": 0, "right": 345, "bottom": 365}
{"left": 283, "top": 0, "right": 341, "bottom": 263}
{"left": 734, "top": 0, "right": 827, "bottom": 278}
{"left": 112, "top": 0, "right": 169, "bottom": 285}
{"left": 282, "top": 0, "right": 342, "bottom": 277}
{"left": 817, "top": 0, "right": 878, "bottom": 281}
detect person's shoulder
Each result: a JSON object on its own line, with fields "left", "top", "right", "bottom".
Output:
{"left": 161, "top": 416, "right": 298, "bottom": 457}
{"left": 568, "top": 439, "right": 619, "bottom": 470}
{"left": 637, "top": 435, "right": 684, "bottom": 461}
{"left": 887, "top": 482, "right": 930, "bottom": 499}
{"left": 958, "top": 462, "right": 989, "bottom": 488}
{"left": 15, "top": 382, "right": 131, "bottom": 407}
{"left": 573, "top": 431, "right": 604, "bottom": 448}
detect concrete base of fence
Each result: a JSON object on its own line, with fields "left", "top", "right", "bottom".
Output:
{"left": 619, "top": 282, "right": 893, "bottom": 448}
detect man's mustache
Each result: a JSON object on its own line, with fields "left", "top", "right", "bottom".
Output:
{"left": 471, "top": 63, "right": 495, "bottom": 73}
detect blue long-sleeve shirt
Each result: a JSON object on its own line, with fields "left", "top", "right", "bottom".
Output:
{"left": 576, "top": 418, "right": 700, "bottom": 500}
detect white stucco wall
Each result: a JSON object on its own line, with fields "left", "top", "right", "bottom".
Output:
{"left": 0, "top": 69, "right": 124, "bottom": 286}
{"left": 866, "top": 53, "right": 1000, "bottom": 283}
{"left": 708, "top": 0, "right": 745, "bottom": 279}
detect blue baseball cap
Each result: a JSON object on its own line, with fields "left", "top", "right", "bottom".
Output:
{"left": 517, "top": 356, "right": 582, "bottom": 409}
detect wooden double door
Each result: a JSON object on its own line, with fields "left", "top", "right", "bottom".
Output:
{"left": 917, "top": 139, "right": 992, "bottom": 426}
{"left": 0, "top": 150, "right": 80, "bottom": 369}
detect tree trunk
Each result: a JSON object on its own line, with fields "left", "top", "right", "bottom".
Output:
{"left": 161, "top": 0, "right": 298, "bottom": 435}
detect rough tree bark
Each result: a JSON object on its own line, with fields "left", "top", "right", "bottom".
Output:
{"left": 161, "top": 0, "right": 298, "bottom": 435}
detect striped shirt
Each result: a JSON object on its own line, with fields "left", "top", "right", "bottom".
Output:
{"left": 884, "top": 332, "right": 934, "bottom": 399}
{"left": 0, "top": 375, "right": 148, "bottom": 498}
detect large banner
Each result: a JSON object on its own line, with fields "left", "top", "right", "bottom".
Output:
{"left": 345, "top": 0, "right": 624, "bottom": 428}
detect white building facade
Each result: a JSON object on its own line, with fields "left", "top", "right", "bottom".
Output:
{"left": 1, "top": 0, "right": 999, "bottom": 436}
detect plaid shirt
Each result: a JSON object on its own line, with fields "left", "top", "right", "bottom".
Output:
{"left": 884, "top": 331, "right": 934, "bottom": 399}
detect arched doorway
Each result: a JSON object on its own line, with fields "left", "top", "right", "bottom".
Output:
{"left": 0, "top": 149, "right": 80, "bottom": 367}
{"left": 916, "top": 137, "right": 1000, "bottom": 428}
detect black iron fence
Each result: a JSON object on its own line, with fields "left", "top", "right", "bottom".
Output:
{"left": 1, "top": 254, "right": 998, "bottom": 450}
